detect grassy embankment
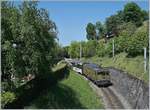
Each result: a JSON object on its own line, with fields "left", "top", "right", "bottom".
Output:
{"left": 25, "top": 65, "right": 103, "bottom": 109}
{"left": 82, "top": 52, "right": 149, "bottom": 83}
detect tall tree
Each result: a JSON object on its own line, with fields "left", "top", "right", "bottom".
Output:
{"left": 86, "top": 23, "right": 96, "bottom": 40}
{"left": 19, "top": 1, "right": 57, "bottom": 77}
{"left": 68, "top": 41, "right": 80, "bottom": 58}
{"left": 123, "top": 2, "right": 143, "bottom": 27}
{"left": 105, "top": 14, "right": 123, "bottom": 36}
{"left": 141, "top": 10, "right": 149, "bottom": 21}
{"left": 1, "top": 1, "right": 58, "bottom": 90}
{"left": 95, "top": 21, "right": 105, "bottom": 39}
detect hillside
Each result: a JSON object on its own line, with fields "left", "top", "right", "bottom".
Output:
{"left": 82, "top": 52, "right": 149, "bottom": 83}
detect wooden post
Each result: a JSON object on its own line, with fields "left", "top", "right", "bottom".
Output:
{"left": 80, "top": 42, "right": 82, "bottom": 59}
{"left": 113, "top": 39, "right": 115, "bottom": 58}
{"left": 144, "top": 47, "right": 147, "bottom": 72}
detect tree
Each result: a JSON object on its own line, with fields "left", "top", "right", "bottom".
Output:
{"left": 1, "top": 1, "right": 21, "bottom": 90}
{"left": 118, "top": 22, "right": 137, "bottom": 36}
{"left": 105, "top": 14, "right": 123, "bottom": 36}
{"left": 83, "top": 40, "right": 97, "bottom": 57}
{"left": 1, "top": 1, "right": 58, "bottom": 90}
{"left": 19, "top": 1, "right": 57, "bottom": 77}
{"left": 62, "top": 46, "right": 69, "bottom": 58}
{"left": 123, "top": 2, "right": 143, "bottom": 27}
{"left": 86, "top": 23, "right": 96, "bottom": 40}
{"left": 95, "top": 21, "right": 105, "bottom": 39}
{"left": 68, "top": 41, "right": 80, "bottom": 58}
{"left": 141, "top": 10, "right": 149, "bottom": 21}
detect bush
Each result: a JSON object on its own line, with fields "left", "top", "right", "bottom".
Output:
{"left": 126, "top": 34, "right": 148, "bottom": 56}
{"left": 1, "top": 91, "right": 16, "bottom": 108}
{"left": 112, "top": 21, "right": 148, "bottom": 56}
{"left": 96, "top": 41, "right": 105, "bottom": 57}
{"left": 96, "top": 40, "right": 112, "bottom": 57}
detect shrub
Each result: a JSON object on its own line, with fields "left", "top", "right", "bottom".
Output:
{"left": 96, "top": 41, "right": 106, "bottom": 57}
{"left": 96, "top": 39, "right": 115, "bottom": 57}
{"left": 1, "top": 91, "right": 16, "bottom": 108}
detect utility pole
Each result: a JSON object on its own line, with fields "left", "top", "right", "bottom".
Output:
{"left": 144, "top": 47, "right": 147, "bottom": 72}
{"left": 112, "top": 39, "right": 115, "bottom": 58}
{"left": 80, "top": 42, "right": 82, "bottom": 60}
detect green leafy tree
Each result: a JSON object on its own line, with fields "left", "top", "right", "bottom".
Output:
{"left": 141, "top": 10, "right": 149, "bottom": 21}
{"left": 118, "top": 22, "right": 137, "bottom": 36}
{"left": 95, "top": 21, "right": 105, "bottom": 39}
{"left": 1, "top": 1, "right": 58, "bottom": 91}
{"left": 123, "top": 2, "right": 143, "bottom": 27}
{"left": 96, "top": 40, "right": 106, "bottom": 57}
{"left": 62, "top": 46, "right": 70, "bottom": 58}
{"left": 1, "top": 1, "right": 21, "bottom": 90}
{"left": 105, "top": 14, "right": 123, "bottom": 36}
{"left": 68, "top": 41, "right": 80, "bottom": 58}
{"left": 86, "top": 23, "right": 96, "bottom": 40}
{"left": 83, "top": 40, "right": 97, "bottom": 57}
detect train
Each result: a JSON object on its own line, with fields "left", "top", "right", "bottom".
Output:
{"left": 70, "top": 60, "right": 112, "bottom": 87}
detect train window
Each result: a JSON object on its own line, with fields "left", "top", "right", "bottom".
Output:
{"left": 97, "top": 70, "right": 109, "bottom": 75}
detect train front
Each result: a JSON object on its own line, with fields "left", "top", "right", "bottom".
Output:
{"left": 95, "top": 69, "right": 112, "bottom": 87}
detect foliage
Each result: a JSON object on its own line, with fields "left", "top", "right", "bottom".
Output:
{"left": 95, "top": 21, "right": 106, "bottom": 39}
{"left": 118, "top": 22, "right": 137, "bottom": 36}
{"left": 126, "top": 22, "right": 148, "bottom": 56}
{"left": 86, "top": 23, "right": 96, "bottom": 40}
{"left": 69, "top": 20, "right": 148, "bottom": 58}
{"left": 82, "top": 53, "right": 149, "bottom": 83}
{"left": 68, "top": 41, "right": 80, "bottom": 58}
{"left": 68, "top": 40, "right": 98, "bottom": 58}
{"left": 141, "top": 10, "right": 149, "bottom": 21}
{"left": 123, "top": 2, "right": 143, "bottom": 26}
{"left": 25, "top": 70, "right": 103, "bottom": 109}
{"left": 1, "top": 1, "right": 58, "bottom": 91}
{"left": 62, "top": 46, "right": 70, "bottom": 58}
{"left": 105, "top": 2, "right": 147, "bottom": 34}
{"left": 86, "top": 22, "right": 105, "bottom": 40}
{"left": 83, "top": 40, "right": 97, "bottom": 57}
{"left": 113, "top": 21, "right": 148, "bottom": 56}
{"left": 105, "top": 13, "right": 124, "bottom": 36}
{"left": 3, "top": 62, "right": 69, "bottom": 109}
{"left": 1, "top": 92, "right": 16, "bottom": 108}
{"left": 96, "top": 40, "right": 106, "bottom": 57}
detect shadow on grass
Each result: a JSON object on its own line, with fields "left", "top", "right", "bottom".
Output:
{"left": 27, "top": 83, "right": 86, "bottom": 109}
{"left": 5, "top": 66, "right": 86, "bottom": 109}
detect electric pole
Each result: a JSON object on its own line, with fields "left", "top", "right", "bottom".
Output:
{"left": 80, "top": 42, "right": 82, "bottom": 59}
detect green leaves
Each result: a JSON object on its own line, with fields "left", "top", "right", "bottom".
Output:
{"left": 86, "top": 22, "right": 105, "bottom": 40}
{"left": 1, "top": 91, "right": 16, "bottom": 108}
{"left": 86, "top": 23, "right": 96, "bottom": 40}
{"left": 123, "top": 2, "right": 143, "bottom": 27}
{"left": 2, "top": 1, "right": 58, "bottom": 90}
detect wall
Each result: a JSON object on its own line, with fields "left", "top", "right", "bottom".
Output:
{"left": 107, "top": 67, "right": 149, "bottom": 109}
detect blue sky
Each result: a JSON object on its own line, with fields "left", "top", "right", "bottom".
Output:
{"left": 15, "top": 0, "right": 149, "bottom": 46}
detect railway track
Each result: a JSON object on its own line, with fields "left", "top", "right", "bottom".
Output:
{"left": 72, "top": 69, "right": 129, "bottom": 109}
{"left": 89, "top": 82, "right": 124, "bottom": 109}
{"left": 100, "top": 87, "right": 124, "bottom": 109}
{"left": 66, "top": 59, "right": 130, "bottom": 109}
{"left": 89, "top": 81, "right": 132, "bottom": 109}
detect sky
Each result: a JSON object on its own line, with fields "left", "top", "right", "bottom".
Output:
{"left": 15, "top": 0, "right": 149, "bottom": 46}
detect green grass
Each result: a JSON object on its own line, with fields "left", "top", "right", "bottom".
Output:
{"left": 82, "top": 53, "right": 149, "bottom": 83}
{"left": 52, "top": 62, "right": 67, "bottom": 72}
{"left": 25, "top": 70, "right": 103, "bottom": 109}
